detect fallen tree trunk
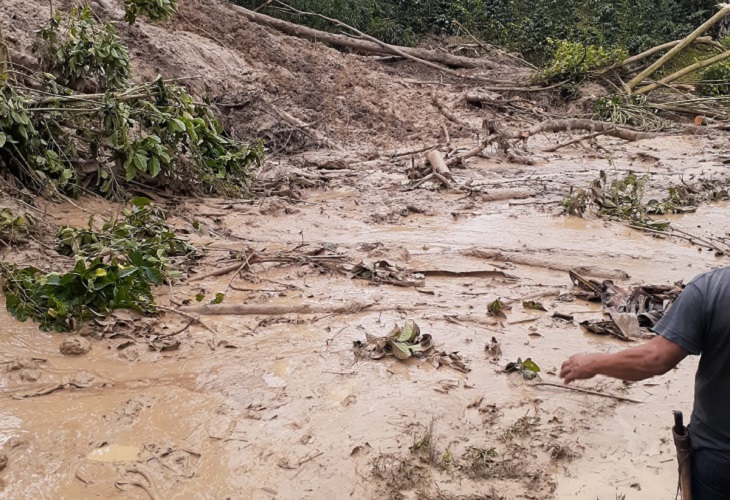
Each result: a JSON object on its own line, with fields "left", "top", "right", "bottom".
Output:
{"left": 626, "top": 3, "right": 730, "bottom": 91}
{"left": 635, "top": 49, "right": 730, "bottom": 94}
{"left": 463, "top": 248, "right": 630, "bottom": 280}
{"left": 426, "top": 150, "right": 452, "bottom": 179}
{"left": 229, "top": 4, "right": 492, "bottom": 70}
{"left": 178, "top": 301, "right": 374, "bottom": 315}
{"left": 615, "top": 36, "right": 721, "bottom": 69}
{"left": 513, "top": 119, "right": 654, "bottom": 142}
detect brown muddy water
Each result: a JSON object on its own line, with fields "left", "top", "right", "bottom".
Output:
{"left": 0, "top": 134, "right": 726, "bottom": 499}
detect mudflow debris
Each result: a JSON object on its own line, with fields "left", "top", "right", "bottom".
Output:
{"left": 569, "top": 270, "right": 683, "bottom": 341}
{"left": 354, "top": 320, "right": 470, "bottom": 372}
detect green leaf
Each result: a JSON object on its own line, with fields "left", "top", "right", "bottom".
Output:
{"left": 211, "top": 292, "right": 225, "bottom": 304}
{"left": 148, "top": 156, "right": 161, "bottom": 177}
{"left": 522, "top": 358, "right": 541, "bottom": 374}
{"left": 0, "top": 132, "right": 6, "bottom": 148}
{"left": 390, "top": 341, "right": 412, "bottom": 360}
{"left": 195, "top": 293, "right": 205, "bottom": 302}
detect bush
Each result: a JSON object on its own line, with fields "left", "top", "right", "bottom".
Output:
{"left": 540, "top": 38, "right": 627, "bottom": 82}
{"left": 696, "top": 61, "right": 730, "bottom": 96}
{"left": 233, "top": 0, "right": 717, "bottom": 61}
{"left": 124, "top": 0, "right": 179, "bottom": 25}
{"left": 33, "top": 7, "right": 131, "bottom": 90}
{"left": 2, "top": 198, "right": 194, "bottom": 332}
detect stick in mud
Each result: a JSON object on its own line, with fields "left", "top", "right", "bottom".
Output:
{"left": 530, "top": 382, "right": 642, "bottom": 403}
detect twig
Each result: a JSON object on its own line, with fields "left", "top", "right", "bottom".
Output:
{"left": 159, "top": 320, "right": 193, "bottom": 338}
{"left": 529, "top": 382, "right": 642, "bottom": 403}
{"left": 402, "top": 173, "right": 435, "bottom": 191}
{"left": 389, "top": 144, "right": 440, "bottom": 158}
{"left": 157, "top": 305, "right": 216, "bottom": 334}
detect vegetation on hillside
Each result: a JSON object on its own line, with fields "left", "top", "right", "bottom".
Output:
{"left": 235, "top": 0, "right": 718, "bottom": 60}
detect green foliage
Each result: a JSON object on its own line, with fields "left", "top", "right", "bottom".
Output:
{"left": 234, "top": 0, "right": 717, "bottom": 60}
{"left": 563, "top": 170, "right": 685, "bottom": 229}
{"left": 0, "top": 76, "right": 262, "bottom": 198}
{"left": 55, "top": 197, "right": 195, "bottom": 282}
{"left": 1, "top": 198, "right": 194, "bottom": 332}
{"left": 540, "top": 38, "right": 626, "bottom": 82}
{"left": 696, "top": 61, "right": 730, "bottom": 96}
{"left": 33, "top": 7, "right": 131, "bottom": 90}
{"left": 0, "top": 87, "right": 78, "bottom": 193}
{"left": 124, "top": 0, "right": 178, "bottom": 25}
{"left": 3, "top": 258, "right": 156, "bottom": 332}
{"left": 504, "top": 357, "right": 541, "bottom": 380}
{"left": 593, "top": 93, "right": 661, "bottom": 129}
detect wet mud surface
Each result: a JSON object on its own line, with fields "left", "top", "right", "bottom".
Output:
{"left": 0, "top": 133, "right": 726, "bottom": 499}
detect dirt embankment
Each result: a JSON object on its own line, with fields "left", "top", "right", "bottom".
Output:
{"left": 2, "top": 1, "right": 730, "bottom": 499}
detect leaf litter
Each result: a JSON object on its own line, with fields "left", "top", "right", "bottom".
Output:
{"left": 569, "top": 270, "right": 682, "bottom": 341}
{"left": 353, "top": 320, "right": 470, "bottom": 372}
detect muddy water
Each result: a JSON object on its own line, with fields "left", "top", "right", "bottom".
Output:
{"left": 0, "top": 134, "right": 727, "bottom": 499}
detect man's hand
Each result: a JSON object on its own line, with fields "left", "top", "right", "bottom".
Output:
{"left": 560, "top": 354, "right": 599, "bottom": 384}
{"left": 560, "top": 337, "right": 689, "bottom": 384}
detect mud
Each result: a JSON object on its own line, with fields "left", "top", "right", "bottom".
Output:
{"left": 2, "top": 0, "right": 729, "bottom": 498}
{"left": 1, "top": 131, "right": 725, "bottom": 499}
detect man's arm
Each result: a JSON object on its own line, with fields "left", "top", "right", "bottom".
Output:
{"left": 560, "top": 335, "right": 689, "bottom": 383}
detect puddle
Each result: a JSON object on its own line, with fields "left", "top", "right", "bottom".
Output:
{"left": 86, "top": 444, "right": 141, "bottom": 462}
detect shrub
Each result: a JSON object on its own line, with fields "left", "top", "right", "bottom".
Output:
{"left": 33, "top": 7, "right": 131, "bottom": 90}
{"left": 696, "top": 61, "right": 730, "bottom": 96}
{"left": 540, "top": 39, "right": 627, "bottom": 82}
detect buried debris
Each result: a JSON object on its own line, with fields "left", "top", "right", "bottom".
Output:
{"left": 345, "top": 260, "right": 425, "bottom": 287}
{"left": 504, "top": 357, "right": 541, "bottom": 380}
{"left": 353, "top": 320, "right": 470, "bottom": 372}
{"left": 569, "top": 270, "right": 682, "bottom": 340}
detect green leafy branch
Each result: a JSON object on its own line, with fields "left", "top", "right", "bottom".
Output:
{"left": 1, "top": 198, "right": 195, "bottom": 332}
{"left": 33, "top": 7, "right": 131, "bottom": 90}
{"left": 124, "top": 0, "right": 179, "bottom": 25}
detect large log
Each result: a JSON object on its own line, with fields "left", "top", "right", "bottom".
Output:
{"left": 229, "top": 4, "right": 492, "bottom": 70}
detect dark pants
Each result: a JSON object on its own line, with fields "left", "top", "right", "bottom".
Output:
{"left": 692, "top": 448, "right": 730, "bottom": 499}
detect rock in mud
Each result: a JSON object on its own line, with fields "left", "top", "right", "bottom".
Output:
{"left": 0, "top": 454, "right": 7, "bottom": 471}
{"left": 59, "top": 337, "right": 92, "bottom": 356}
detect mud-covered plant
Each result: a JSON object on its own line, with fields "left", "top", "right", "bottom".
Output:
{"left": 0, "top": 208, "right": 33, "bottom": 246}
{"left": 539, "top": 39, "right": 627, "bottom": 83}
{"left": 0, "top": 86, "right": 77, "bottom": 193}
{"left": 592, "top": 170, "right": 670, "bottom": 229}
{"left": 56, "top": 197, "right": 195, "bottom": 282}
{"left": 2, "top": 258, "right": 157, "bottom": 332}
{"left": 1, "top": 198, "right": 194, "bottom": 332}
{"left": 33, "top": 7, "right": 131, "bottom": 90}
{"left": 124, "top": 0, "right": 179, "bottom": 25}
{"left": 504, "top": 357, "right": 541, "bottom": 380}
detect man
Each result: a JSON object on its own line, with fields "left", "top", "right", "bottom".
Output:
{"left": 560, "top": 267, "right": 730, "bottom": 499}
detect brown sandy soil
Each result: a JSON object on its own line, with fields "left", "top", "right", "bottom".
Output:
{"left": 1, "top": 1, "right": 729, "bottom": 499}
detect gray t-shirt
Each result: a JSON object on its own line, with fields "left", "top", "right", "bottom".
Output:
{"left": 653, "top": 267, "right": 730, "bottom": 453}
